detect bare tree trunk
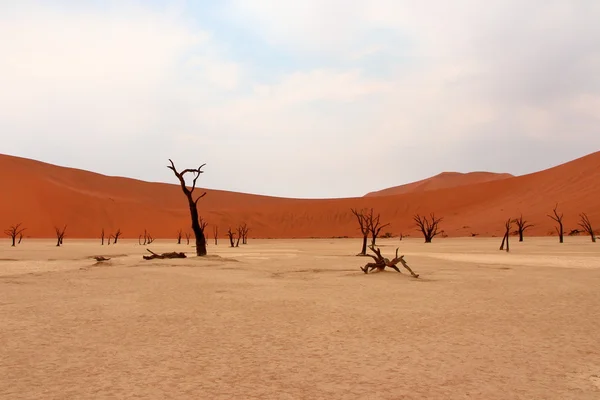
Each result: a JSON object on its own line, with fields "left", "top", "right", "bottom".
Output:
{"left": 167, "top": 159, "right": 208, "bottom": 256}
{"left": 361, "top": 235, "right": 368, "bottom": 255}
{"left": 547, "top": 204, "right": 564, "bottom": 244}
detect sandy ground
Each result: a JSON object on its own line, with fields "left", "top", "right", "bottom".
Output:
{"left": 1, "top": 237, "right": 599, "bottom": 399}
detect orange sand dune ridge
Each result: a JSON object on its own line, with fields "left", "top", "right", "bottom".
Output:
{"left": 1, "top": 152, "right": 599, "bottom": 239}
{"left": 364, "top": 171, "right": 514, "bottom": 197}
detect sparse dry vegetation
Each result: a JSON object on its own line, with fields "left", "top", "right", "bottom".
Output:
{"left": 413, "top": 213, "right": 443, "bottom": 243}
{"left": 4, "top": 223, "right": 26, "bottom": 247}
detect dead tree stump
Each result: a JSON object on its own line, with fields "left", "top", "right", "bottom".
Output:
{"left": 360, "top": 245, "right": 419, "bottom": 278}
{"left": 142, "top": 249, "right": 187, "bottom": 260}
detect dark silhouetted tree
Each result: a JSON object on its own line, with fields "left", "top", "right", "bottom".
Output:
{"left": 514, "top": 214, "right": 533, "bottom": 242}
{"left": 579, "top": 213, "right": 596, "bottom": 243}
{"left": 350, "top": 208, "right": 369, "bottom": 255}
{"left": 55, "top": 225, "right": 67, "bottom": 247}
{"left": 547, "top": 204, "right": 564, "bottom": 243}
{"left": 499, "top": 218, "right": 512, "bottom": 252}
{"left": 413, "top": 213, "right": 443, "bottom": 243}
{"left": 364, "top": 208, "right": 389, "bottom": 247}
{"left": 5, "top": 223, "right": 26, "bottom": 247}
{"left": 167, "top": 159, "right": 208, "bottom": 256}
{"left": 227, "top": 227, "right": 236, "bottom": 247}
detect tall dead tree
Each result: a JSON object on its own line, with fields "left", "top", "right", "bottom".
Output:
{"left": 167, "top": 159, "right": 208, "bottom": 256}
{"left": 177, "top": 229, "right": 183, "bottom": 244}
{"left": 101, "top": 228, "right": 105, "bottom": 245}
{"left": 112, "top": 229, "right": 122, "bottom": 244}
{"left": 227, "top": 228, "right": 236, "bottom": 247}
{"left": 514, "top": 214, "right": 533, "bottom": 242}
{"left": 239, "top": 223, "right": 249, "bottom": 244}
{"left": 55, "top": 225, "right": 67, "bottom": 247}
{"left": 547, "top": 204, "right": 564, "bottom": 243}
{"left": 4, "top": 223, "right": 26, "bottom": 247}
{"left": 364, "top": 208, "right": 390, "bottom": 247}
{"left": 499, "top": 218, "right": 512, "bottom": 252}
{"left": 213, "top": 226, "right": 218, "bottom": 245}
{"left": 579, "top": 213, "right": 596, "bottom": 243}
{"left": 139, "top": 229, "right": 154, "bottom": 245}
{"left": 413, "top": 213, "right": 443, "bottom": 243}
{"left": 235, "top": 225, "right": 243, "bottom": 247}
{"left": 350, "top": 208, "right": 369, "bottom": 256}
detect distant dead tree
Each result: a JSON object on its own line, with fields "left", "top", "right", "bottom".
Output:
{"left": 101, "top": 228, "right": 105, "bottom": 245}
{"left": 4, "top": 223, "right": 26, "bottom": 247}
{"left": 213, "top": 226, "right": 218, "bottom": 245}
{"left": 235, "top": 225, "right": 243, "bottom": 247}
{"left": 499, "top": 218, "right": 512, "bottom": 252}
{"left": 111, "top": 229, "right": 122, "bottom": 244}
{"left": 18, "top": 232, "right": 24, "bottom": 244}
{"left": 185, "top": 233, "right": 191, "bottom": 245}
{"left": 167, "top": 159, "right": 208, "bottom": 256}
{"left": 547, "top": 204, "right": 564, "bottom": 243}
{"left": 513, "top": 214, "right": 533, "bottom": 242}
{"left": 578, "top": 213, "right": 596, "bottom": 243}
{"left": 360, "top": 245, "right": 419, "bottom": 277}
{"left": 55, "top": 225, "right": 67, "bottom": 247}
{"left": 139, "top": 229, "right": 154, "bottom": 245}
{"left": 239, "top": 223, "right": 249, "bottom": 244}
{"left": 350, "top": 208, "right": 369, "bottom": 256}
{"left": 413, "top": 213, "right": 443, "bottom": 243}
{"left": 227, "top": 228, "right": 236, "bottom": 247}
{"left": 177, "top": 229, "right": 183, "bottom": 244}
{"left": 364, "top": 208, "right": 389, "bottom": 247}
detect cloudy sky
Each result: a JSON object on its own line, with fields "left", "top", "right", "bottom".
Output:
{"left": 1, "top": 1, "right": 599, "bottom": 198}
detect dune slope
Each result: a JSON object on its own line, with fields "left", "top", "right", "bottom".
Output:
{"left": 364, "top": 171, "right": 513, "bottom": 197}
{"left": 1, "top": 152, "right": 599, "bottom": 239}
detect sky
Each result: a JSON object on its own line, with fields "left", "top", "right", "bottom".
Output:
{"left": 1, "top": 0, "right": 599, "bottom": 198}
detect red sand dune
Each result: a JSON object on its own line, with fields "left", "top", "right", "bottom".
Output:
{"left": 1, "top": 152, "right": 599, "bottom": 239}
{"left": 364, "top": 171, "right": 513, "bottom": 197}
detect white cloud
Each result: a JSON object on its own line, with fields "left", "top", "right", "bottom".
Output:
{"left": 0, "top": 1, "right": 599, "bottom": 198}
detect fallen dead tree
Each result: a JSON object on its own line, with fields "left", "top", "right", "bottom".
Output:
{"left": 142, "top": 249, "right": 187, "bottom": 260}
{"left": 360, "top": 245, "right": 419, "bottom": 278}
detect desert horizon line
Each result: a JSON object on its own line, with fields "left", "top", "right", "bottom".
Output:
{"left": 2, "top": 150, "right": 597, "bottom": 200}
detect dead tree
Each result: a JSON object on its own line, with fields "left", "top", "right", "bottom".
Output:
{"left": 139, "top": 229, "right": 154, "bottom": 245}
{"left": 55, "top": 225, "right": 67, "bottom": 247}
{"left": 360, "top": 245, "right": 419, "bottom": 278}
{"left": 547, "top": 204, "right": 564, "bottom": 243}
{"left": 350, "top": 208, "right": 369, "bottom": 256}
{"left": 112, "top": 229, "right": 122, "bottom": 244}
{"left": 177, "top": 229, "right": 182, "bottom": 244}
{"left": 499, "top": 218, "right": 512, "bottom": 252}
{"left": 213, "top": 226, "right": 218, "bottom": 245}
{"left": 364, "top": 208, "right": 390, "bottom": 247}
{"left": 413, "top": 213, "right": 443, "bottom": 243}
{"left": 239, "top": 223, "right": 249, "bottom": 244}
{"left": 5, "top": 223, "right": 26, "bottom": 247}
{"left": 514, "top": 214, "right": 533, "bottom": 242}
{"left": 235, "top": 225, "right": 243, "bottom": 247}
{"left": 142, "top": 249, "right": 187, "bottom": 260}
{"left": 18, "top": 232, "right": 24, "bottom": 244}
{"left": 579, "top": 213, "right": 596, "bottom": 243}
{"left": 227, "top": 228, "right": 236, "bottom": 247}
{"left": 167, "top": 159, "right": 208, "bottom": 256}
{"left": 185, "top": 233, "right": 191, "bottom": 245}
{"left": 101, "top": 228, "right": 105, "bottom": 245}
